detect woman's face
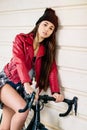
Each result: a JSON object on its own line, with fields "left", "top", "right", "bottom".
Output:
{"left": 37, "top": 21, "right": 55, "bottom": 41}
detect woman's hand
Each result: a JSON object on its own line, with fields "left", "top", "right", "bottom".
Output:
{"left": 52, "top": 93, "right": 64, "bottom": 102}
{"left": 24, "top": 82, "right": 34, "bottom": 94}
{"left": 24, "top": 82, "right": 39, "bottom": 101}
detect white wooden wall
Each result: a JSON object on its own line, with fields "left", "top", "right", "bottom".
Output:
{"left": 0, "top": 0, "right": 87, "bottom": 130}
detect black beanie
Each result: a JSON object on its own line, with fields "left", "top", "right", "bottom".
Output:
{"left": 36, "top": 8, "right": 58, "bottom": 31}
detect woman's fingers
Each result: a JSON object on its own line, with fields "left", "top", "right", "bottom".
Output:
{"left": 52, "top": 93, "right": 64, "bottom": 102}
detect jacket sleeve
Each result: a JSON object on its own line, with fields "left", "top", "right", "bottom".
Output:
{"left": 12, "top": 34, "right": 31, "bottom": 84}
{"left": 49, "top": 60, "right": 60, "bottom": 94}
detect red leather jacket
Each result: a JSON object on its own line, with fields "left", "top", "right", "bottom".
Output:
{"left": 4, "top": 33, "right": 60, "bottom": 93}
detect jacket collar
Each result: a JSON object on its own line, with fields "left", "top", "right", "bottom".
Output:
{"left": 26, "top": 33, "right": 34, "bottom": 45}
{"left": 37, "top": 44, "right": 45, "bottom": 58}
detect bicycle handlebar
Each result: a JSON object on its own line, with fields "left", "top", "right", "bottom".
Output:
{"left": 18, "top": 92, "right": 78, "bottom": 117}
{"left": 39, "top": 95, "right": 78, "bottom": 117}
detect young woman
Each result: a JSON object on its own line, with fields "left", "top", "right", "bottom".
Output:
{"left": 0, "top": 8, "right": 64, "bottom": 130}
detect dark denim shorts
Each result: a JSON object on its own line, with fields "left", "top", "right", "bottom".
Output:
{"left": 0, "top": 70, "right": 22, "bottom": 89}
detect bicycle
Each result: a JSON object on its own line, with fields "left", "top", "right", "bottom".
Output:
{"left": 0, "top": 77, "right": 78, "bottom": 129}
{"left": 19, "top": 91, "right": 78, "bottom": 130}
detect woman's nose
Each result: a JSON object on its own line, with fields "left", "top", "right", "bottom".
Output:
{"left": 45, "top": 27, "right": 49, "bottom": 32}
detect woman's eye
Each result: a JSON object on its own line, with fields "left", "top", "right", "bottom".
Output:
{"left": 50, "top": 27, "right": 54, "bottom": 31}
{"left": 50, "top": 28, "right": 53, "bottom": 30}
{"left": 44, "top": 24, "right": 47, "bottom": 26}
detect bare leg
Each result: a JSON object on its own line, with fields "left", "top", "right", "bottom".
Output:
{"left": 0, "top": 105, "right": 14, "bottom": 130}
{"left": 0, "top": 84, "right": 29, "bottom": 130}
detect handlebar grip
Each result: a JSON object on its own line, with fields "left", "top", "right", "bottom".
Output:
{"left": 39, "top": 95, "right": 55, "bottom": 103}
{"left": 28, "top": 92, "right": 36, "bottom": 110}
{"left": 18, "top": 92, "right": 36, "bottom": 113}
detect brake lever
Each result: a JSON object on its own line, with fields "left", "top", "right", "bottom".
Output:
{"left": 73, "top": 97, "right": 78, "bottom": 116}
{"left": 59, "top": 96, "right": 78, "bottom": 117}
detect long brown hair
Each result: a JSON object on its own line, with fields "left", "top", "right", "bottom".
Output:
{"left": 29, "top": 24, "right": 57, "bottom": 91}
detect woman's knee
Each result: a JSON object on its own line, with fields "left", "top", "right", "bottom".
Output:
{"left": 0, "top": 84, "right": 28, "bottom": 124}
{"left": 13, "top": 100, "right": 29, "bottom": 122}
